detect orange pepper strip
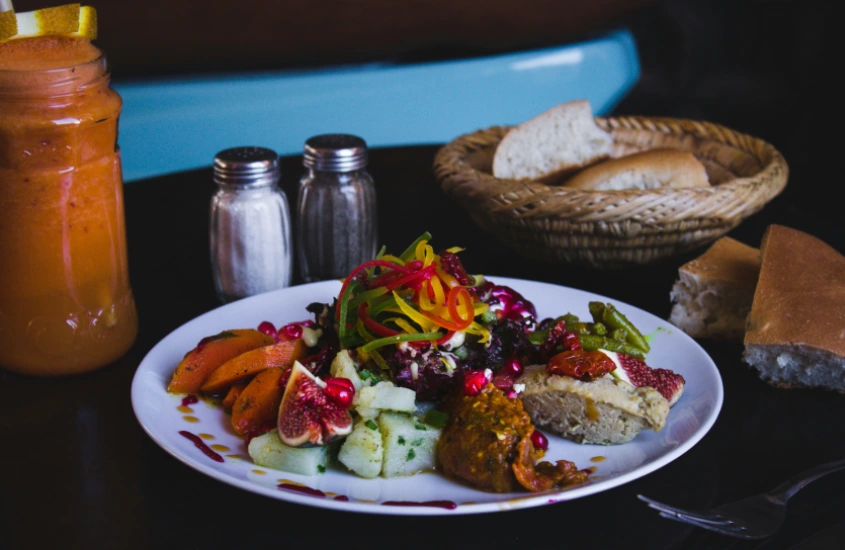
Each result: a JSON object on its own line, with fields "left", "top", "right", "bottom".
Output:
{"left": 445, "top": 287, "right": 473, "bottom": 331}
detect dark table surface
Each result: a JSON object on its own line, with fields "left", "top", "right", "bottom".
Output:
{"left": 2, "top": 135, "right": 845, "bottom": 549}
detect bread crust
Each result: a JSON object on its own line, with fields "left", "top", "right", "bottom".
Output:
{"left": 680, "top": 237, "right": 760, "bottom": 287}
{"left": 563, "top": 148, "right": 710, "bottom": 191}
{"left": 744, "top": 225, "right": 845, "bottom": 357}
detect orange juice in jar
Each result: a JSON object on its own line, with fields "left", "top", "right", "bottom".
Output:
{"left": 0, "top": 25, "right": 137, "bottom": 375}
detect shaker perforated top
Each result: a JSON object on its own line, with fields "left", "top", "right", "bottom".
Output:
{"left": 213, "top": 147, "right": 280, "bottom": 188}
{"left": 302, "top": 134, "right": 368, "bottom": 172}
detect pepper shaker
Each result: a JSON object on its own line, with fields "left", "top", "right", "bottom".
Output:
{"left": 296, "top": 134, "right": 378, "bottom": 282}
{"left": 210, "top": 147, "right": 292, "bottom": 303}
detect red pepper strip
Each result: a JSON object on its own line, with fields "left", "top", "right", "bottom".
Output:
{"left": 369, "top": 269, "right": 404, "bottom": 289}
{"left": 384, "top": 264, "right": 437, "bottom": 291}
{"left": 436, "top": 331, "right": 455, "bottom": 346}
{"left": 336, "top": 260, "right": 413, "bottom": 320}
{"left": 358, "top": 303, "right": 400, "bottom": 337}
{"left": 446, "top": 287, "right": 474, "bottom": 331}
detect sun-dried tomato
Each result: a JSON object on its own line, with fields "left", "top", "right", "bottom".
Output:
{"left": 547, "top": 350, "right": 616, "bottom": 381}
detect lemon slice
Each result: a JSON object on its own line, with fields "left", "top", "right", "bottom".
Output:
{"left": 7, "top": 3, "right": 80, "bottom": 39}
{"left": 0, "top": 9, "right": 17, "bottom": 42}
{"left": 70, "top": 5, "right": 96, "bottom": 39}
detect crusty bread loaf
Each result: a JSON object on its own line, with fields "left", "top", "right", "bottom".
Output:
{"left": 563, "top": 148, "right": 710, "bottom": 191}
{"left": 669, "top": 237, "right": 760, "bottom": 341}
{"left": 743, "top": 225, "right": 845, "bottom": 393}
{"left": 492, "top": 99, "right": 613, "bottom": 183}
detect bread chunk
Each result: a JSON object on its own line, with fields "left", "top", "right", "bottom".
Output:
{"left": 492, "top": 99, "right": 613, "bottom": 183}
{"left": 669, "top": 237, "right": 761, "bottom": 341}
{"left": 519, "top": 366, "right": 669, "bottom": 445}
{"left": 563, "top": 149, "right": 710, "bottom": 191}
{"left": 743, "top": 225, "right": 845, "bottom": 392}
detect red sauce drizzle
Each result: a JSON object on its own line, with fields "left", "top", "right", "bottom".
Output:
{"left": 277, "top": 483, "right": 326, "bottom": 497}
{"left": 179, "top": 431, "right": 224, "bottom": 462}
{"left": 382, "top": 500, "right": 458, "bottom": 510}
{"left": 334, "top": 495, "right": 349, "bottom": 501}
{"left": 181, "top": 394, "right": 199, "bottom": 407}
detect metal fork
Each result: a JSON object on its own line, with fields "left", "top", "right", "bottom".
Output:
{"left": 638, "top": 458, "right": 845, "bottom": 539}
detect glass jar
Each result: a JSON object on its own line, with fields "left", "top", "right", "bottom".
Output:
{"left": 210, "top": 147, "right": 292, "bottom": 303}
{"left": 0, "top": 37, "right": 137, "bottom": 376}
{"left": 296, "top": 134, "right": 378, "bottom": 282}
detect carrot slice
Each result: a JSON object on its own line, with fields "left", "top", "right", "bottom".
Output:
{"left": 167, "top": 329, "right": 274, "bottom": 394}
{"left": 221, "top": 382, "right": 247, "bottom": 413}
{"left": 231, "top": 367, "right": 288, "bottom": 436}
{"left": 200, "top": 339, "right": 307, "bottom": 395}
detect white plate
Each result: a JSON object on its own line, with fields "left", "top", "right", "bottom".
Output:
{"left": 131, "top": 277, "right": 722, "bottom": 515}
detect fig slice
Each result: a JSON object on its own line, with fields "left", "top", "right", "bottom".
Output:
{"left": 612, "top": 353, "right": 685, "bottom": 406}
{"left": 277, "top": 361, "right": 353, "bottom": 447}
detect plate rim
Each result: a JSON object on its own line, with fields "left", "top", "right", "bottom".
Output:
{"left": 131, "top": 276, "right": 724, "bottom": 515}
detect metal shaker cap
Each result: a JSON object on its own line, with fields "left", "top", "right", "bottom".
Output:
{"left": 213, "top": 146, "right": 280, "bottom": 188}
{"left": 302, "top": 134, "right": 368, "bottom": 172}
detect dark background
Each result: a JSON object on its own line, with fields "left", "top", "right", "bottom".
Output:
{"left": 3, "top": 1, "right": 843, "bottom": 549}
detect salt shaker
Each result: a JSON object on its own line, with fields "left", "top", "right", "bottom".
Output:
{"left": 296, "top": 134, "right": 378, "bottom": 282}
{"left": 210, "top": 147, "right": 292, "bottom": 303}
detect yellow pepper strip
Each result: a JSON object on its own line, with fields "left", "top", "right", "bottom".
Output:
{"left": 387, "top": 317, "right": 420, "bottom": 335}
{"left": 415, "top": 240, "right": 428, "bottom": 262}
{"left": 418, "top": 284, "right": 436, "bottom": 311}
{"left": 379, "top": 254, "right": 405, "bottom": 266}
{"left": 455, "top": 287, "right": 473, "bottom": 320}
{"left": 392, "top": 291, "right": 437, "bottom": 332}
{"left": 465, "top": 322, "right": 491, "bottom": 344}
{"left": 473, "top": 302, "right": 489, "bottom": 315}
{"left": 445, "top": 246, "right": 465, "bottom": 254}
{"left": 356, "top": 318, "right": 375, "bottom": 342}
{"left": 369, "top": 349, "right": 391, "bottom": 371}
{"left": 423, "top": 244, "right": 435, "bottom": 267}
{"left": 430, "top": 276, "right": 446, "bottom": 305}
{"left": 435, "top": 267, "right": 460, "bottom": 289}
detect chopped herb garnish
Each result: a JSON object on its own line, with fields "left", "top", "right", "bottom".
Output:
{"left": 365, "top": 419, "right": 378, "bottom": 431}
{"left": 411, "top": 438, "right": 424, "bottom": 447}
{"left": 317, "top": 464, "right": 326, "bottom": 474}
{"left": 414, "top": 421, "right": 427, "bottom": 431}
{"left": 397, "top": 436, "right": 406, "bottom": 445}
{"left": 359, "top": 369, "right": 379, "bottom": 383}
{"left": 406, "top": 449, "right": 416, "bottom": 461}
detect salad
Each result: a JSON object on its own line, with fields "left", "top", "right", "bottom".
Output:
{"left": 167, "top": 232, "right": 683, "bottom": 493}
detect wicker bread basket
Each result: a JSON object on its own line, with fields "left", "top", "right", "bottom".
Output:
{"left": 434, "top": 116, "right": 788, "bottom": 268}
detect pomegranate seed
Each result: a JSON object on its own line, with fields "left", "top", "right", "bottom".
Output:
{"left": 502, "top": 357, "right": 524, "bottom": 378}
{"left": 280, "top": 323, "right": 303, "bottom": 340}
{"left": 299, "top": 320, "right": 315, "bottom": 328}
{"left": 505, "top": 389, "right": 518, "bottom": 399}
{"left": 326, "top": 377, "right": 355, "bottom": 393}
{"left": 463, "top": 369, "right": 492, "bottom": 396}
{"left": 258, "top": 321, "right": 277, "bottom": 338}
{"left": 324, "top": 380, "right": 354, "bottom": 409}
{"left": 531, "top": 429, "right": 549, "bottom": 451}
{"left": 492, "top": 373, "right": 514, "bottom": 391}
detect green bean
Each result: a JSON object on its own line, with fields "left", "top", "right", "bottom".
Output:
{"left": 579, "top": 334, "right": 647, "bottom": 360}
{"left": 611, "top": 328, "right": 628, "bottom": 342}
{"left": 588, "top": 302, "right": 606, "bottom": 324}
{"left": 592, "top": 322, "right": 608, "bottom": 336}
{"left": 562, "top": 313, "right": 580, "bottom": 329}
{"left": 602, "top": 303, "right": 650, "bottom": 353}
{"left": 528, "top": 330, "right": 548, "bottom": 345}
